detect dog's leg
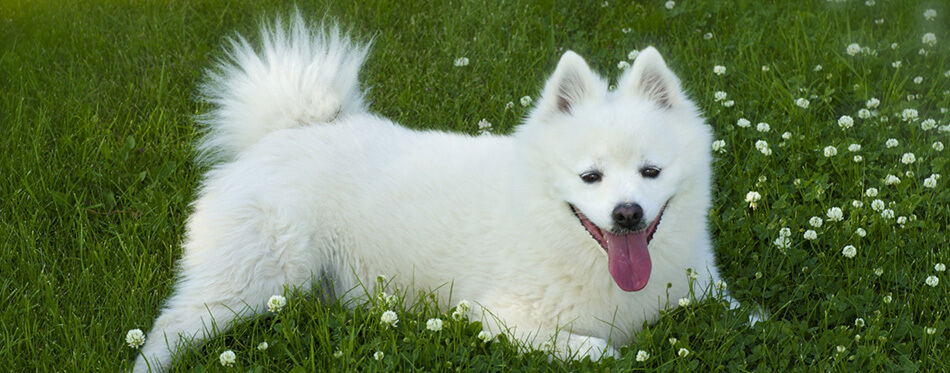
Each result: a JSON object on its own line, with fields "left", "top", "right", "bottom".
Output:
{"left": 560, "top": 332, "right": 619, "bottom": 361}
{"left": 476, "top": 305, "right": 618, "bottom": 362}
{"left": 132, "top": 263, "right": 286, "bottom": 373}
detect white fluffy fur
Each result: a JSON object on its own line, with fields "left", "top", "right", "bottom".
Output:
{"left": 133, "top": 16, "right": 748, "bottom": 372}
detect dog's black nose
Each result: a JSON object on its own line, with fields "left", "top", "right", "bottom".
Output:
{"left": 612, "top": 203, "right": 643, "bottom": 230}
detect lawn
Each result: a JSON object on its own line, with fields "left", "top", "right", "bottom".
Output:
{"left": 1, "top": 0, "right": 948, "bottom": 371}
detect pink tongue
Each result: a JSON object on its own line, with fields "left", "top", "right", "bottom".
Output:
{"left": 606, "top": 231, "right": 652, "bottom": 291}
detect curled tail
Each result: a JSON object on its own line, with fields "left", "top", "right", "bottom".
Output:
{"left": 197, "top": 14, "right": 370, "bottom": 163}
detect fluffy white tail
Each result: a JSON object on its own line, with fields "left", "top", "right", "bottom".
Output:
{"left": 197, "top": 14, "right": 370, "bottom": 162}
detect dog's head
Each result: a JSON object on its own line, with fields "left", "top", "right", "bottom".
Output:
{"left": 517, "top": 47, "right": 712, "bottom": 292}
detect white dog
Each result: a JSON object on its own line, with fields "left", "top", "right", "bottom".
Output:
{"left": 133, "top": 15, "right": 750, "bottom": 372}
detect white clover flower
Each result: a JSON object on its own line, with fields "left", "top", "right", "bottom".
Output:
{"left": 714, "top": 65, "right": 726, "bottom": 75}
{"left": 774, "top": 236, "right": 791, "bottom": 249}
{"left": 871, "top": 199, "right": 885, "bottom": 211}
{"left": 857, "top": 108, "right": 871, "bottom": 119}
{"left": 520, "top": 96, "right": 533, "bottom": 107}
{"left": 636, "top": 350, "right": 651, "bottom": 362}
{"left": 848, "top": 143, "right": 862, "bottom": 152}
{"left": 704, "top": 32, "right": 714, "bottom": 40}
{"left": 935, "top": 263, "right": 946, "bottom": 272}
{"left": 380, "top": 310, "right": 399, "bottom": 328}
{"left": 823, "top": 146, "right": 837, "bottom": 157}
{"left": 866, "top": 98, "right": 881, "bottom": 109}
{"left": 712, "top": 139, "right": 726, "bottom": 153}
{"left": 836, "top": 345, "right": 847, "bottom": 354}
{"left": 668, "top": 337, "right": 679, "bottom": 345}
{"left": 881, "top": 209, "right": 895, "bottom": 219}
{"left": 678, "top": 297, "right": 691, "bottom": 307}
{"left": 866, "top": 188, "right": 879, "bottom": 197}
{"left": 723, "top": 100, "right": 734, "bottom": 107}
{"left": 267, "top": 295, "right": 287, "bottom": 313}
{"left": 454, "top": 57, "right": 470, "bottom": 67}
{"left": 856, "top": 228, "right": 867, "bottom": 237}
{"left": 842, "top": 245, "right": 857, "bottom": 258}
{"left": 897, "top": 216, "right": 908, "bottom": 226}
{"left": 505, "top": 101, "right": 514, "bottom": 110}
{"left": 892, "top": 60, "right": 902, "bottom": 68}
{"left": 755, "top": 140, "right": 772, "bottom": 155}
{"left": 795, "top": 98, "right": 810, "bottom": 108}
{"left": 257, "top": 341, "right": 269, "bottom": 351}
{"left": 333, "top": 349, "right": 344, "bottom": 358}
{"left": 453, "top": 300, "right": 472, "bottom": 320}
{"left": 925, "top": 9, "right": 937, "bottom": 20}
{"left": 901, "top": 109, "right": 919, "bottom": 122}
{"left": 628, "top": 50, "right": 640, "bottom": 60}
{"left": 813, "top": 64, "right": 823, "bottom": 72}
{"left": 687, "top": 268, "right": 699, "bottom": 280}
{"left": 925, "top": 275, "right": 939, "bottom": 287}
{"left": 874, "top": 267, "right": 884, "bottom": 276}
{"left": 617, "top": 60, "right": 630, "bottom": 70}
{"left": 756, "top": 122, "right": 770, "bottom": 132}
{"left": 886, "top": 138, "right": 899, "bottom": 148}
{"left": 921, "top": 119, "right": 937, "bottom": 130}
{"left": 934, "top": 142, "right": 945, "bottom": 151}
{"left": 883, "top": 294, "right": 892, "bottom": 304}
{"left": 926, "top": 327, "right": 937, "bottom": 335}
{"left": 855, "top": 318, "right": 865, "bottom": 327}
{"left": 426, "top": 318, "right": 443, "bottom": 332}
{"left": 737, "top": 118, "right": 751, "bottom": 128}
{"left": 782, "top": 131, "right": 792, "bottom": 140}
{"left": 715, "top": 280, "right": 728, "bottom": 291}
{"left": 125, "top": 329, "right": 146, "bottom": 349}
{"left": 809, "top": 216, "right": 823, "bottom": 228}
{"left": 924, "top": 175, "right": 938, "bottom": 188}
{"left": 477, "top": 118, "right": 492, "bottom": 134}
{"left": 678, "top": 348, "right": 690, "bottom": 357}
{"left": 853, "top": 155, "right": 863, "bottom": 163}
{"left": 219, "top": 350, "right": 236, "bottom": 367}
{"left": 477, "top": 330, "right": 494, "bottom": 343}
{"left": 762, "top": 65, "right": 770, "bottom": 72}
{"left": 901, "top": 153, "right": 916, "bottom": 164}
{"left": 714, "top": 91, "right": 728, "bottom": 102}
{"left": 665, "top": 1, "right": 676, "bottom": 9}
{"left": 621, "top": 27, "right": 632, "bottom": 33}
{"left": 852, "top": 200, "right": 863, "bottom": 208}
{"left": 838, "top": 115, "right": 854, "bottom": 129}
{"left": 885, "top": 174, "right": 901, "bottom": 185}
{"left": 779, "top": 227, "right": 791, "bottom": 237}
{"left": 746, "top": 191, "right": 761, "bottom": 209}
{"left": 827, "top": 207, "right": 844, "bottom": 221}
{"left": 374, "top": 351, "right": 385, "bottom": 360}
{"left": 847, "top": 43, "right": 862, "bottom": 56}
{"left": 914, "top": 76, "right": 924, "bottom": 85}
{"left": 804, "top": 230, "right": 818, "bottom": 240}
{"left": 922, "top": 33, "right": 937, "bottom": 47}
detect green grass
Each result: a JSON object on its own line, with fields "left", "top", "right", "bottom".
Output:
{"left": 2, "top": 0, "right": 949, "bottom": 371}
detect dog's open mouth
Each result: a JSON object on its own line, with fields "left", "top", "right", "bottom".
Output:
{"left": 570, "top": 204, "right": 665, "bottom": 292}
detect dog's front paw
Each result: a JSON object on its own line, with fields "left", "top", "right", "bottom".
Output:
{"left": 566, "top": 334, "right": 619, "bottom": 361}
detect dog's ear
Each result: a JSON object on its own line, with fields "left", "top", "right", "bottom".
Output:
{"left": 618, "top": 47, "right": 685, "bottom": 109}
{"left": 536, "top": 51, "right": 605, "bottom": 116}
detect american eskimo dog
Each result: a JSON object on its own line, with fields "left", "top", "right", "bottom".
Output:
{"left": 133, "top": 15, "right": 752, "bottom": 372}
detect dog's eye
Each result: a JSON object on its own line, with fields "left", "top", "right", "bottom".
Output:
{"left": 640, "top": 167, "right": 661, "bottom": 179}
{"left": 580, "top": 171, "right": 603, "bottom": 184}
